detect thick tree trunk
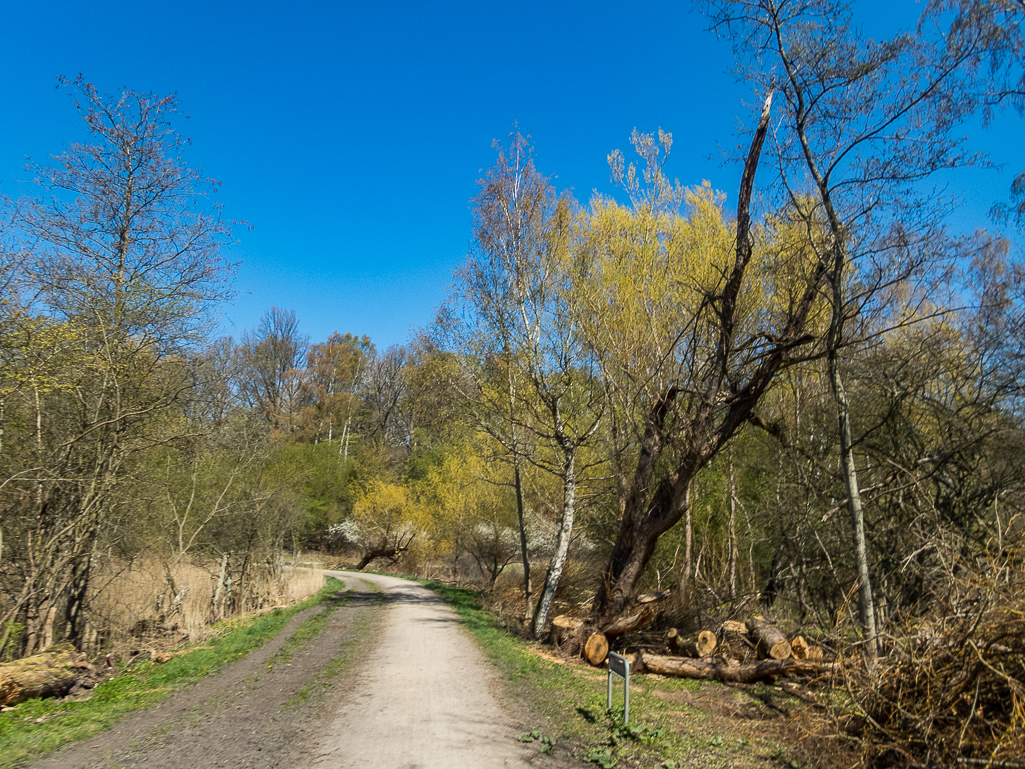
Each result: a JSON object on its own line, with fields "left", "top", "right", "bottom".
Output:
{"left": 589, "top": 95, "right": 781, "bottom": 632}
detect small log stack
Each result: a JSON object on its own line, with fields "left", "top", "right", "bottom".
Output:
{"left": 790, "top": 635, "right": 824, "bottom": 662}
{"left": 667, "top": 628, "right": 717, "bottom": 658}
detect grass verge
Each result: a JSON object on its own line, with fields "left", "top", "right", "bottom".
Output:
{"left": 0, "top": 576, "right": 344, "bottom": 769}
{"left": 283, "top": 584, "right": 385, "bottom": 709}
{"left": 423, "top": 580, "right": 802, "bottom": 769}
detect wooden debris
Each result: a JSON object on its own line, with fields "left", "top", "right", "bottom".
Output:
{"left": 550, "top": 616, "right": 584, "bottom": 647}
{"left": 639, "top": 652, "right": 833, "bottom": 684}
{"left": 625, "top": 651, "right": 645, "bottom": 672}
{"left": 790, "top": 635, "right": 824, "bottom": 662}
{"left": 602, "top": 605, "right": 657, "bottom": 638}
{"left": 635, "top": 591, "right": 670, "bottom": 605}
{"left": 0, "top": 643, "right": 101, "bottom": 708}
{"left": 720, "top": 620, "right": 748, "bottom": 635}
{"left": 717, "top": 620, "right": 756, "bottom": 664}
{"left": 746, "top": 617, "right": 792, "bottom": 660}
{"left": 667, "top": 628, "right": 717, "bottom": 658}
{"left": 584, "top": 632, "right": 609, "bottom": 666}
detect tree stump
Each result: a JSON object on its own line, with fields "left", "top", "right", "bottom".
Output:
{"left": 551, "top": 616, "right": 584, "bottom": 647}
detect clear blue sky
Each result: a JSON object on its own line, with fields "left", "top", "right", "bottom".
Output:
{"left": 2, "top": 0, "right": 1021, "bottom": 351}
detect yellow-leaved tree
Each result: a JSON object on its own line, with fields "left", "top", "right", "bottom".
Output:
{"left": 351, "top": 480, "right": 422, "bottom": 571}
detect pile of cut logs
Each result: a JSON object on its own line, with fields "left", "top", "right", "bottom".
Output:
{"left": 553, "top": 614, "right": 833, "bottom": 684}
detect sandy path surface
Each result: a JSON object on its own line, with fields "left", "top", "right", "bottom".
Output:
{"left": 292, "top": 571, "right": 534, "bottom": 769}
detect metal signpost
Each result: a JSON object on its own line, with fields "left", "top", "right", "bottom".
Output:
{"left": 607, "top": 651, "right": 630, "bottom": 723}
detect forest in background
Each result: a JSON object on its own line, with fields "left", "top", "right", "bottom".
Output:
{"left": 1, "top": 0, "right": 1023, "bottom": 764}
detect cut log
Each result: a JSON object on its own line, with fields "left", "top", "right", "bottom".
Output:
{"left": 667, "top": 628, "right": 717, "bottom": 658}
{"left": 746, "top": 617, "right": 792, "bottom": 660}
{"left": 720, "top": 620, "right": 748, "bottom": 635}
{"left": 791, "top": 635, "right": 809, "bottom": 659}
{"left": 790, "top": 635, "right": 822, "bottom": 661}
{"left": 625, "top": 652, "right": 645, "bottom": 673}
{"left": 602, "top": 605, "right": 657, "bottom": 638}
{"left": 0, "top": 643, "right": 91, "bottom": 707}
{"left": 551, "top": 616, "right": 584, "bottom": 647}
{"left": 640, "top": 652, "right": 833, "bottom": 684}
{"left": 584, "top": 632, "right": 609, "bottom": 666}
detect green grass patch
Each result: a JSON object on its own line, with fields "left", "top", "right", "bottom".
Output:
{"left": 0, "top": 576, "right": 344, "bottom": 769}
{"left": 422, "top": 580, "right": 795, "bottom": 768}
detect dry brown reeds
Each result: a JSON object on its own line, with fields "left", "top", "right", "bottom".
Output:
{"left": 86, "top": 556, "right": 324, "bottom": 657}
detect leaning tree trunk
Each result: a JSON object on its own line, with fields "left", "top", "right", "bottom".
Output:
{"left": 583, "top": 92, "right": 835, "bottom": 639}
{"left": 532, "top": 448, "right": 576, "bottom": 638}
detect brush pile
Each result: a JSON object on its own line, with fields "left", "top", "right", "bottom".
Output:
{"left": 856, "top": 554, "right": 1025, "bottom": 767}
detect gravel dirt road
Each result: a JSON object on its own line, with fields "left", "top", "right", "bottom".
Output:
{"left": 23, "top": 572, "right": 548, "bottom": 769}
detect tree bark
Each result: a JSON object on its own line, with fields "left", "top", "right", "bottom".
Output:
{"left": 0, "top": 643, "right": 92, "bottom": 707}
{"left": 746, "top": 617, "right": 792, "bottom": 660}
{"left": 532, "top": 446, "right": 576, "bottom": 638}
{"left": 640, "top": 652, "right": 833, "bottom": 684}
